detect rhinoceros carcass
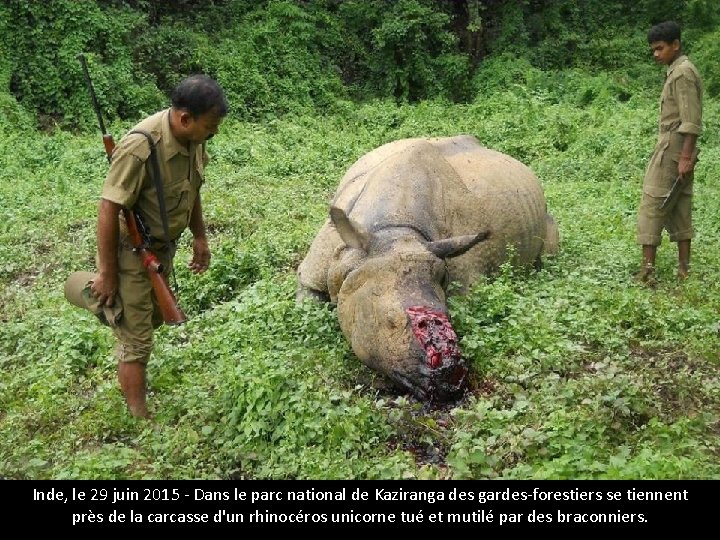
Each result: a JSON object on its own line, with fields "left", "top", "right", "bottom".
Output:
{"left": 297, "top": 135, "right": 559, "bottom": 401}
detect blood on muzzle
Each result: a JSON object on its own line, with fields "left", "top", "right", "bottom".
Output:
{"left": 406, "top": 305, "right": 468, "bottom": 398}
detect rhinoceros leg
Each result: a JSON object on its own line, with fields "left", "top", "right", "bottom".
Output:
{"left": 543, "top": 214, "right": 560, "bottom": 256}
{"left": 296, "top": 286, "right": 330, "bottom": 303}
{"left": 296, "top": 218, "right": 342, "bottom": 302}
{"left": 533, "top": 214, "right": 560, "bottom": 271}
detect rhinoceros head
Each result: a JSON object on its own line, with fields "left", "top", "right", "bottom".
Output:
{"left": 329, "top": 207, "right": 489, "bottom": 401}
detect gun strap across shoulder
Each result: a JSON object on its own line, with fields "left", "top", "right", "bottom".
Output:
{"left": 128, "top": 129, "right": 171, "bottom": 245}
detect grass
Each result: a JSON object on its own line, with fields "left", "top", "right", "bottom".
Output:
{"left": 1, "top": 66, "right": 719, "bottom": 479}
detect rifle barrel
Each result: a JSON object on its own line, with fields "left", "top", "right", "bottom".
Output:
{"left": 77, "top": 54, "right": 108, "bottom": 140}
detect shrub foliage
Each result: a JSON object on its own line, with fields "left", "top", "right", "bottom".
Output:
{"left": 4, "top": 0, "right": 718, "bottom": 126}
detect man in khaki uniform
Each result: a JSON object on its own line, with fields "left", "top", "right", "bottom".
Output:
{"left": 636, "top": 21, "right": 703, "bottom": 284}
{"left": 65, "top": 75, "right": 228, "bottom": 418}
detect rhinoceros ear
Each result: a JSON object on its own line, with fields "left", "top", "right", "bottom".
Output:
{"left": 426, "top": 230, "right": 490, "bottom": 259}
{"left": 330, "top": 207, "right": 370, "bottom": 252}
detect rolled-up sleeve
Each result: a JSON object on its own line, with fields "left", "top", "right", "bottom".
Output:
{"left": 101, "top": 136, "right": 148, "bottom": 208}
{"left": 676, "top": 74, "right": 702, "bottom": 136}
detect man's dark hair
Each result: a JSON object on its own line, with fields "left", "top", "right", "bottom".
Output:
{"left": 648, "top": 21, "right": 681, "bottom": 44}
{"left": 171, "top": 74, "right": 229, "bottom": 117}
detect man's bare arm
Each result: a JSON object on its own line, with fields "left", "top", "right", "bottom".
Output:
{"left": 92, "top": 198, "right": 121, "bottom": 306}
{"left": 188, "top": 194, "right": 210, "bottom": 273}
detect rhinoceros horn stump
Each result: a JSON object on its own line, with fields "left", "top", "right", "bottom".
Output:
{"left": 297, "top": 135, "right": 559, "bottom": 401}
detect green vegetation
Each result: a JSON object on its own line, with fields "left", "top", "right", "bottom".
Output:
{"left": 1, "top": 1, "right": 719, "bottom": 479}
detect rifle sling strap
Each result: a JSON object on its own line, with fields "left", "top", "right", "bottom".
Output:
{"left": 128, "top": 129, "right": 171, "bottom": 245}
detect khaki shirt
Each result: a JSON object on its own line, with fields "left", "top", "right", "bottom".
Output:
{"left": 657, "top": 55, "right": 703, "bottom": 155}
{"left": 644, "top": 55, "right": 703, "bottom": 197}
{"left": 102, "top": 109, "right": 209, "bottom": 245}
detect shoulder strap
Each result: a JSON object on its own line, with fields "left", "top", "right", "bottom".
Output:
{"left": 128, "top": 129, "right": 171, "bottom": 244}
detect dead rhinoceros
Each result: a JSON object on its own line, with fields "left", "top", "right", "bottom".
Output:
{"left": 297, "top": 135, "right": 558, "bottom": 401}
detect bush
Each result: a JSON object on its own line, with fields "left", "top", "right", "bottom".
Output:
{"left": 1, "top": 1, "right": 164, "bottom": 128}
{"left": 689, "top": 28, "right": 720, "bottom": 98}
{"left": 338, "top": 0, "right": 471, "bottom": 102}
{"left": 1, "top": 0, "right": 717, "bottom": 127}
{"left": 0, "top": 50, "right": 32, "bottom": 131}
{"left": 200, "top": 1, "right": 347, "bottom": 120}
{"left": 132, "top": 25, "right": 205, "bottom": 96}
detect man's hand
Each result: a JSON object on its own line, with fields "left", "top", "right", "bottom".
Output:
{"left": 678, "top": 134, "right": 698, "bottom": 181}
{"left": 678, "top": 154, "right": 695, "bottom": 180}
{"left": 91, "top": 271, "right": 118, "bottom": 307}
{"left": 188, "top": 236, "right": 211, "bottom": 273}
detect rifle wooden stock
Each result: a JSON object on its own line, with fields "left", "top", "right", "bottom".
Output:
{"left": 78, "top": 53, "right": 186, "bottom": 325}
{"left": 124, "top": 209, "right": 187, "bottom": 326}
{"left": 102, "top": 134, "right": 115, "bottom": 162}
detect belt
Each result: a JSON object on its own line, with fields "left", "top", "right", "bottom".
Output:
{"left": 148, "top": 237, "right": 179, "bottom": 252}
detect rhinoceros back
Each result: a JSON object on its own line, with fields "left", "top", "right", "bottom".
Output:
{"left": 297, "top": 135, "right": 554, "bottom": 296}
{"left": 427, "top": 136, "right": 550, "bottom": 285}
{"left": 332, "top": 139, "right": 467, "bottom": 241}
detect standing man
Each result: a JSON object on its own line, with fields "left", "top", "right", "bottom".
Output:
{"left": 636, "top": 21, "right": 703, "bottom": 285}
{"left": 65, "top": 74, "right": 228, "bottom": 418}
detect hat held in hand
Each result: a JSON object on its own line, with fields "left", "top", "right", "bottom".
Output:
{"left": 64, "top": 271, "right": 123, "bottom": 327}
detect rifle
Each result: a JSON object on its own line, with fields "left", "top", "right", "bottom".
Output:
{"left": 659, "top": 148, "right": 699, "bottom": 211}
{"left": 77, "top": 53, "right": 187, "bottom": 325}
{"left": 659, "top": 176, "right": 681, "bottom": 211}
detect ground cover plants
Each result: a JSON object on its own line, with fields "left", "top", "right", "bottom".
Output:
{"left": 2, "top": 56, "right": 719, "bottom": 479}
